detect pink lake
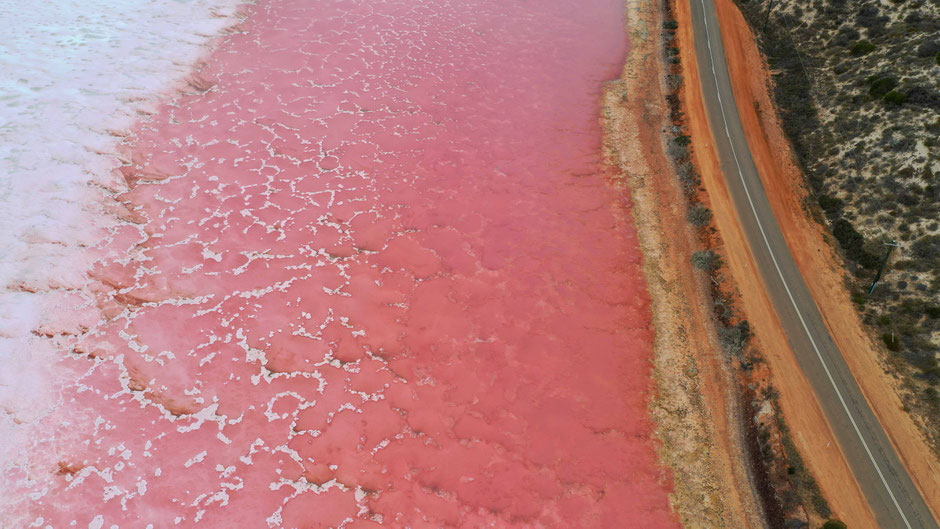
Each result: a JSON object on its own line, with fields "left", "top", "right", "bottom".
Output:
{"left": 8, "top": 0, "right": 679, "bottom": 527}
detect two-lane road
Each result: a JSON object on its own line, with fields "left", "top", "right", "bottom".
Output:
{"left": 687, "top": 0, "right": 939, "bottom": 527}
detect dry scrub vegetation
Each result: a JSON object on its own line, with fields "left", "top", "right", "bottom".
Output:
{"left": 734, "top": 0, "right": 940, "bottom": 451}
{"left": 660, "top": 4, "right": 842, "bottom": 527}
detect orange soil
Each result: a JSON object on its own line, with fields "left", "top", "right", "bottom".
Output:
{"left": 712, "top": 0, "right": 940, "bottom": 519}
{"left": 604, "top": 1, "right": 766, "bottom": 526}
{"left": 671, "top": 0, "right": 881, "bottom": 527}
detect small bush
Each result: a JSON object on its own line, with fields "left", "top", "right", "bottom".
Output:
{"left": 822, "top": 520, "right": 847, "bottom": 529}
{"left": 851, "top": 291, "right": 867, "bottom": 306}
{"left": 676, "top": 162, "right": 699, "bottom": 194}
{"left": 664, "top": 19, "right": 679, "bottom": 30}
{"left": 688, "top": 204, "right": 713, "bottom": 226}
{"left": 916, "top": 39, "right": 939, "bottom": 58}
{"left": 666, "top": 73, "right": 683, "bottom": 91}
{"left": 883, "top": 333, "right": 902, "bottom": 352}
{"left": 869, "top": 75, "right": 899, "bottom": 98}
{"left": 831, "top": 218, "right": 880, "bottom": 269}
{"left": 692, "top": 250, "right": 722, "bottom": 271}
{"left": 912, "top": 235, "right": 940, "bottom": 260}
{"left": 905, "top": 84, "right": 940, "bottom": 109}
{"left": 834, "top": 26, "right": 861, "bottom": 48}
{"left": 884, "top": 90, "right": 908, "bottom": 105}
{"left": 719, "top": 321, "right": 751, "bottom": 356}
{"left": 856, "top": 5, "right": 888, "bottom": 33}
{"left": 667, "top": 141, "right": 689, "bottom": 161}
{"left": 817, "top": 194, "right": 843, "bottom": 216}
{"left": 850, "top": 39, "right": 876, "bottom": 56}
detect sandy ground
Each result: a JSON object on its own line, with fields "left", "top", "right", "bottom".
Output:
{"left": 668, "top": 0, "right": 885, "bottom": 527}
{"left": 710, "top": 0, "right": 940, "bottom": 519}
{"left": 603, "top": 1, "right": 765, "bottom": 527}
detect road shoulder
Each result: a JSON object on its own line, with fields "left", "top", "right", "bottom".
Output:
{"left": 711, "top": 0, "right": 940, "bottom": 520}
{"left": 671, "top": 0, "right": 882, "bottom": 526}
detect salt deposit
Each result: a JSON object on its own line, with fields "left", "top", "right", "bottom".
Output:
{"left": 3, "top": 1, "right": 679, "bottom": 526}
{"left": 0, "top": 0, "right": 242, "bottom": 504}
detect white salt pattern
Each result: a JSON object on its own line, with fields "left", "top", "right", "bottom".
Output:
{"left": 0, "top": 0, "right": 242, "bottom": 502}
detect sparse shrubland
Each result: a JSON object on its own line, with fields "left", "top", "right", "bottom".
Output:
{"left": 735, "top": 0, "right": 940, "bottom": 453}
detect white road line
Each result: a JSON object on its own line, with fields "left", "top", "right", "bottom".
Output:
{"left": 695, "top": 1, "right": 913, "bottom": 527}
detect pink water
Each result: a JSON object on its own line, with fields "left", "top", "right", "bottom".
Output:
{"left": 10, "top": 0, "right": 678, "bottom": 527}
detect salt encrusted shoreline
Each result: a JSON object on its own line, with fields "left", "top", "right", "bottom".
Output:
{"left": 0, "top": 0, "right": 246, "bottom": 515}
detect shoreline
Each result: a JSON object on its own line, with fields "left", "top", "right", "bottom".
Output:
{"left": 603, "top": 1, "right": 764, "bottom": 526}
{"left": 0, "top": 2, "right": 248, "bottom": 520}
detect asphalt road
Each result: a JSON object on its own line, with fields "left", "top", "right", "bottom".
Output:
{"left": 687, "top": 1, "right": 939, "bottom": 527}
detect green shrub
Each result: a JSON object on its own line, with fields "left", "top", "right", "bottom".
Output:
{"left": 912, "top": 235, "right": 940, "bottom": 260}
{"left": 664, "top": 19, "right": 679, "bottom": 30}
{"left": 831, "top": 218, "right": 862, "bottom": 251}
{"left": 667, "top": 141, "right": 689, "bottom": 161}
{"left": 883, "top": 333, "right": 902, "bottom": 352}
{"left": 692, "top": 249, "right": 721, "bottom": 271}
{"left": 851, "top": 291, "right": 867, "bottom": 306}
{"left": 925, "top": 387, "right": 939, "bottom": 408}
{"left": 719, "top": 321, "right": 751, "bottom": 356}
{"left": 831, "top": 218, "right": 880, "bottom": 269}
{"left": 817, "top": 194, "right": 843, "bottom": 216}
{"left": 821, "top": 521, "right": 847, "bottom": 529}
{"left": 869, "top": 75, "right": 899, "bottom": 98}
{"left": 884, "top": 90, "right": 908, "bottom": 105}
{"left": 688, "top": 204, "right": 713, "bottom": 226}
{"left": 850, "top": 39, "right": 876, "bottom": 56}
{"left": 811, "top": 495, "right": 833, "bottom": 520}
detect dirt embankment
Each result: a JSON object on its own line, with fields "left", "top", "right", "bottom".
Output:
{"left": 603, "top": 1, "right": 764, "bottom": 527}
{"left": 711, "top": 0, "right": 940, "bottom": 520}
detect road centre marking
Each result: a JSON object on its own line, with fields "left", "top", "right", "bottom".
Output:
{"left": 695, "top": 1, "right": 913, "bottom": 526}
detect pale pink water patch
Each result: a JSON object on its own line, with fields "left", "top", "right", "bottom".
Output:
{"left": 7, "top": 0, "right": 679, "bottom": 527}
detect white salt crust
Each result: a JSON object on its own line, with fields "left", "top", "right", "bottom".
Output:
{"left": 0, "top": 0, "right": 242, "bottom": 494}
